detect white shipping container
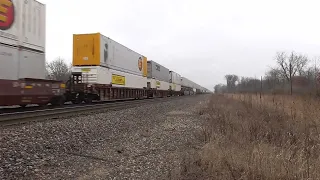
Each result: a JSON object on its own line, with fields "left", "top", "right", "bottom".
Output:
{"left": 73, "top": 33, "right": 147, "bottom": 77}
{"left": 100, "top": 35, "right": 145, "bottom": 76}
{"left": 71, "top": 66, "right": 147, "bottom": 89}
{"left": 147, "top": 60, "right": 170, "bottom": 82}
{"left": 169, "top": 71, "right": 181, "bottom": 85}
{"left": 0, "top": 0, "right": 46, "bottom": 52}
{"left": 147, "top": 78, "right": 170, "bottom": 91}
{"left": 181, "top": 77, "right": 195, "bottom": 88}
{"left": 170, "top": 83, "right": 181, "bottom": 92}
{"left": 0, "top": 44, "right": 45, "bottom": 80}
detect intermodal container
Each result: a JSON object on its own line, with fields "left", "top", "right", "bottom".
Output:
{"left": 71, "top": 66, "right": 147, "bottom": 89}
{"left": 0, "top": 43, "right": 45, "bottom": 80}
{"left": 147, "top": 60, "right": 170, "bottom": 82}
{"left": 170, "top": 83, "right": 181, "bottom": 92}
{"left": 72, "top": 33, "right": 148, "bottom": 77}
{"left": 0, "top": 0, "right": 46, "bottom": 52}
{"left": 169, "top": 71, "right": 181, "bottom": 85}
{"left": 147, "top": 78, "right": 170, "bottom": 91}
{"left": 181, "top": 77, "right": 195, "bottom": 88}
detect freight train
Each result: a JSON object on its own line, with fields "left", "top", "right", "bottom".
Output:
{"left": 0, "top": 64, "right": 210, "bottom": 107}
{"left": 0, "top": 0, "right": 210, "bottom": 108}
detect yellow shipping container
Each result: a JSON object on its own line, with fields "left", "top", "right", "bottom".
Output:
{"left": 73, "top": 33, "right": 101, "bottom": 66}
{"left": 73, "top": 33, "right": 148, "bottom": 77}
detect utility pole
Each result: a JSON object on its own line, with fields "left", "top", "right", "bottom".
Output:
{"left": 255, "top": 75, "right": 257, "bottom": 95}
{"left": 315, "top": 58, "right": 317, "bottom": 94}
{"left": 260, "top": 76, "right": 262, "bottom": 99}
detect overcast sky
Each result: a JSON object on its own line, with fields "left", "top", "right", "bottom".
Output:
{"left": 38, "top": 0, "right": 320, "bottom": 90}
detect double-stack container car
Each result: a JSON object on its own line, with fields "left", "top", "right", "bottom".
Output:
{"left": 0, "top": 0, "right": 66, "bottom": 107}
{"left": 70, "top": 33, "right": 150, "bottom": 102}
{"left": 72, "top": 33, "right": 148, "bottom": 88}
{"left": 0, "top": 0, "right": 46, "bottom": 80}
{"left": 146, "top": 60, "right": 171, "bottom": 97}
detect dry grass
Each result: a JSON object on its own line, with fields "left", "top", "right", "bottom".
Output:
{"left": 178, "top": 93, "right": 320, "bottom": 180}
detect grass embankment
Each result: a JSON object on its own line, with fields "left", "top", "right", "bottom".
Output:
{"left": 180, "top": 93, "right": 320, "bottom": 179}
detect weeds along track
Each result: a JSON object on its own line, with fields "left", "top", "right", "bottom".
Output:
{"left": 180, "top": 94, "right": 320, "bottom": 179}
{"left": 224, "top": 93, "right": 320, "bottom": 119}
{"left": 0, "top": 96, "right": 187, "bottom": 126}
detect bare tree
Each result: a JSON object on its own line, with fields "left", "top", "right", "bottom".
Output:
{"left": 215, "top": 52, "right": 320, "bottom": 95}
{"left": 46, "top": 57, "right": 71, "bottom": 82}
{"left": 275, "top": 51, "right": 309, "bottom": 95}
{"left": 276, "top": 51, "right": 309, "bottom": 81}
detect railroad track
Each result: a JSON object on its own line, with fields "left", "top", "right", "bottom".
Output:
{"left": 0, "top": 97, "right": 144, "bottom": 114}
{"left": 0, "top": 96, "right": 189, "bottom": 126}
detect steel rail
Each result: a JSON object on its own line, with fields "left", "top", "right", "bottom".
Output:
{"left": 0, "top": 97, "right": 149, "bottom": 114}
{"left": 0, "top": 96, "right": 185, "bottom": 126}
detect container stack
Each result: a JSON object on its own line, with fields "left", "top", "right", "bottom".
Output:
{"left": 169, "top": 71, "right": 182, "bottom": 92}
{"left": 0, "top": 0, "right": 46, "bottom": 80}
{"left": 72, "top": 33, "right": 148, "bottom": 89}
{"left": 181, "top": 77, "right": 196, "bottom": 95}
{"left": 147, "top": 60, "right": 170, "bottom": 91}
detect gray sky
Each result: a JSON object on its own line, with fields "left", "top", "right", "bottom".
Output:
{"left": 39, "top": 0, "right": 320, "bottom": 91}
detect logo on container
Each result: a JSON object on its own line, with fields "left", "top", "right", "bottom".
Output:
{"left": 138, "top": 57, "right": 142, "bottom": 71}
{"left": 0, "top": 0, "right": 14, "bottom": 30}
{"left": 104, "top": 43, "right": 108, "bottom": 63}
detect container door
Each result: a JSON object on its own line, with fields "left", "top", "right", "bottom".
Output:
{"left": 19, "top": 49, "right": 45, "bottom": 79}
{"left": 73, "top": 34, "right": 100, "bottom": 66}
{"left": 0, "top": 45, "right": 18, "bottom": 80}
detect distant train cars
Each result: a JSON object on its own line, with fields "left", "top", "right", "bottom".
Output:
{"left": 69, "top": 32, "right": 208, "bottom": 103}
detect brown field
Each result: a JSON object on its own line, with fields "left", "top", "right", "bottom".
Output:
{"left": 179, "top": 93, "right": 320, "bottom": 180}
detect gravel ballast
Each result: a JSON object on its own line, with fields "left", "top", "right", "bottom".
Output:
{"left": 0, "top": 95, "right": 211, "bottom": 180}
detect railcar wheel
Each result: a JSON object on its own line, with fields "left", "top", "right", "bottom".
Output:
{"left": 51, "top": 96, "right": 66, "bottom": 106}
{"left": 84, "top": 97, "right": 93, "bottom": 104}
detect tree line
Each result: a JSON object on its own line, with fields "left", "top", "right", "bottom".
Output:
{"left": 214, "top": 51, "right": 320, "bottom": 95}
